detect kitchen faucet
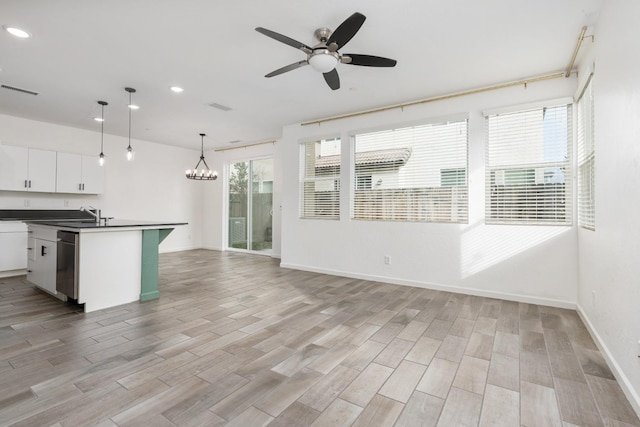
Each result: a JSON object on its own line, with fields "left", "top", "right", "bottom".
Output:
{"left": 80, "top": 206, "right": 101, "bottom": 223}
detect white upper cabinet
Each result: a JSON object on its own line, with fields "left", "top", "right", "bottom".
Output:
{"left": 0, "top": 145, "right": 56, "bottom": 192}
{"left": 81, "top": 155, "right": 104, "bottom": 194}
{"left": 56, "top": 152, "right": 82, "bottom": 193}
{"left": 56, "top": 152, "right": 104, "bottom": 194}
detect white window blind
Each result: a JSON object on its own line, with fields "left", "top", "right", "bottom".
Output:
{"left": 352, "top": 119, "right": 468, "bottom": 223}
{"left": 577, "top": 78, "right": 595, "bottom": 230}
{"left": 486, "top": 103, "right": 572, "bottom": 225}
{"left": 300, "top": 138, "right": 341, "bottom": 219}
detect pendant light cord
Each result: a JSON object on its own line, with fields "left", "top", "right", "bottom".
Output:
{"left": 97, "top": 100, "right": 107, "bottom": 165}
{"left": 101, "top": 105, "right": 104, "bottom": 152}
{"left": 128, "top": 92, "right": 132, "bottom": 148}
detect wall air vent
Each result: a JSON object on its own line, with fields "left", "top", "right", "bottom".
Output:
{"left": 208, "top": 102, "right": 232, "bottom": 112}
{"left": 1, "top": 84, "right": 38, "bottom": 96}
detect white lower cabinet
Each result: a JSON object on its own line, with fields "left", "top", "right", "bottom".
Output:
{"left": 27, "top": 226, "right": 58, "bottom": 295}
{"left": 0, "top": 222, "right": 28, "bottom": 276}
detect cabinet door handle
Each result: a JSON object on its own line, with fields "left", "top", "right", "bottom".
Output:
{"left": 79, "top": 183, "right": 82, "bottom": 191}
{"left": 41, "top": 245, "right": 47, "bottom": 256}
{"left": 27, "top": 247, "right": 33, "bottom": 251}
{"left": 28, "top": 180, "right": 31, "bottom": 188}
{"left": 82, "top": 183, "right": 85, "bottom": 191}
{"left": 24, "top": 180, "right": 28, "bottom": 188}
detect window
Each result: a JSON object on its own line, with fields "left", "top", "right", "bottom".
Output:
{"left": 485, "top": 102, "right": 572, "bottom": 225}
{"left": 356, "top": 175, "right": 372, "bottom": 190}
{"left": 352, "top": 119, "right": 468, "bottom": 223}
{"left": 441, "top": 168, "right": 466, "bottom": 187}
{"left": 577, "top": 78, "right": 595, "bottom": 230}
{"left": 300, "top": 138, "right": 341, "bottom": 219}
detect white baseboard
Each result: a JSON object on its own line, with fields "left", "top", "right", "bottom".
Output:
{"left": 279, "top": 262, "right": 576, "bottom": 309}
{"left": 197, "top": 246, "right": 281, "bottom": 259}
{"left": 576, "top": 304, "right": 640, "bottom": 418}
{"left": 200, "top": 245, "right": 223, "bottom": 251}
{"left": 0, "top": 268, "right": 26, "bottom": 278}
{"left": 159, "top": 245, "right": 201, "bottom": 254}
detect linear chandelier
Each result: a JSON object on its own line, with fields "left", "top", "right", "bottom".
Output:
{"left": 186, "top": 133, "right": 218, "bottom": 180}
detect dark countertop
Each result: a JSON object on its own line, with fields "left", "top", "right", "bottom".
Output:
{"left": 26, "top": 219, "right": 188, "bottom": 229}
{"left": 0, "top": 209, "right": 95, "bottom": 221}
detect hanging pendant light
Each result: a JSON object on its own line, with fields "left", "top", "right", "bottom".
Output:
{"left": 186, "top": 133, "right": 218, "bottom": 180}
{"left": 125, "top": 87, "right": 137, "bottom": 161}
{"left": 97, "top": 101, "right": 108, "bottom": 166}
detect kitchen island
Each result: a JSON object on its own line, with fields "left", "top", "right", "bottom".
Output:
{"left": 26, "top": 219, "right": 186, "bottom": 312}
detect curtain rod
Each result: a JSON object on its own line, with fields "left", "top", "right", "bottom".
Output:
{"left": 214, "top": 140, "right": 276, "bottom": 152}
{"left": 301, "top": 72, "right": 565, "bottom": 127}
{"left": 301, "top": 24, "right": 592, "bottom": 127}
{"left": 565, "top": 26, "right": 591, "bottom": 78}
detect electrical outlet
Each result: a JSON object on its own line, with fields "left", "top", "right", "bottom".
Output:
{"left": 64, "top": 200, "right": 69, "bottom": 207}
{"left": 23, "top": 199, "right": 30, "bottom": 207}
{"left": 384, "top": 255, "right": 391, "bottom": 265}
{"left": 591, "top": 290, "right": 596, "bottom": 306}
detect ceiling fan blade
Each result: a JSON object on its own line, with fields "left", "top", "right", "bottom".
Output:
{"left": 343, "top": 54, "right": 397, "bottom": 67}
{"left": 265, "top": 60, "right": 309, "bottom": 77}
{"left": 255, "top": 27, "right": 312, "bottom": 54}
{"left": 326, "top": 12, "right": 366, "bottom": 49}
{"left": 323, "top": 69, "right": 340, "bottom": 90}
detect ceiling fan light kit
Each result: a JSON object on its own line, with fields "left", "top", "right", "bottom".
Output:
{"left": 308, "top": 49, "right": 339, "bottom": 73}
{"left": 256, "top": 12, "right": 397, "bottom": 90}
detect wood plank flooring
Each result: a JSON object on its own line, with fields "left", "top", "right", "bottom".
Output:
{"left": 0, "top": 249, "right": 638, "bottom": 426}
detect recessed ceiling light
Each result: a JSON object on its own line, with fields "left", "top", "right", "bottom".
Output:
{"left": 128, "top": 104, "right": 139, "bottom": 110}
{"left": 170, "top": 86, "right": 184, "bottom": 93}
{"left": 3, "top": 26, "right": 31, "bottom": 38}
{"left": 93, "top": 117, "right": 104, "bottom": 122}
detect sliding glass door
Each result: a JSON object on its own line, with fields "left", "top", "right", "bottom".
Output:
{"left": 228, "top": 158, "right": 273, "bottom": 254}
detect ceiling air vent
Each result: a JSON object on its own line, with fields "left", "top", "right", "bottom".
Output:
{"left": 208, "top": 102, "right": 232, "bottom": 112}
{"left": 227, "top": 140, "right": 241, "bottom": 144}
{"left": 1, "top": 84, "right": 38, "bottom": 96}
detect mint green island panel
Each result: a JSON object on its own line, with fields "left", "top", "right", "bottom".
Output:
{"left": 140, "top": 228, "right": 174, "bottom": 301}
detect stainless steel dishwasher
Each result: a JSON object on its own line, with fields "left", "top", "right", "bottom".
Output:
{"left": 56, "top": 231, "right": 79, "bottom": 299}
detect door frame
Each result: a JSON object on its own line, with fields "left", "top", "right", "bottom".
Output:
{"left": 224, "top": 155, "right": 274, "bottom": 255}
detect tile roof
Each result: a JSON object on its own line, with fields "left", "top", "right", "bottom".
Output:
{"left": 315, "top": 147, "right": 412, "bottom": 169}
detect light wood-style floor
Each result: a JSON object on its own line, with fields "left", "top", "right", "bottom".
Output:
{"left": 0, "top": 249, "right": 638, "bottom": 427}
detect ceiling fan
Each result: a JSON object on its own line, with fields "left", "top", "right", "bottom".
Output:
{"left": 255, "top": 12, "right": 397, "bottom": 90}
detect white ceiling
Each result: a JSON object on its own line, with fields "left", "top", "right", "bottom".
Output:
{"left": 0, "top": 0, "right": 602, "bottom": 150}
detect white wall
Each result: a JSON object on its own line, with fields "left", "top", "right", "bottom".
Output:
{"left": 280, "top": 77, "right": 578, "bottom": 307}
{"left": 576, "top": 0, "right": 640, "bottom": 413}
{"left": 0, "top": 114, "right": 203, "bottom": 252}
